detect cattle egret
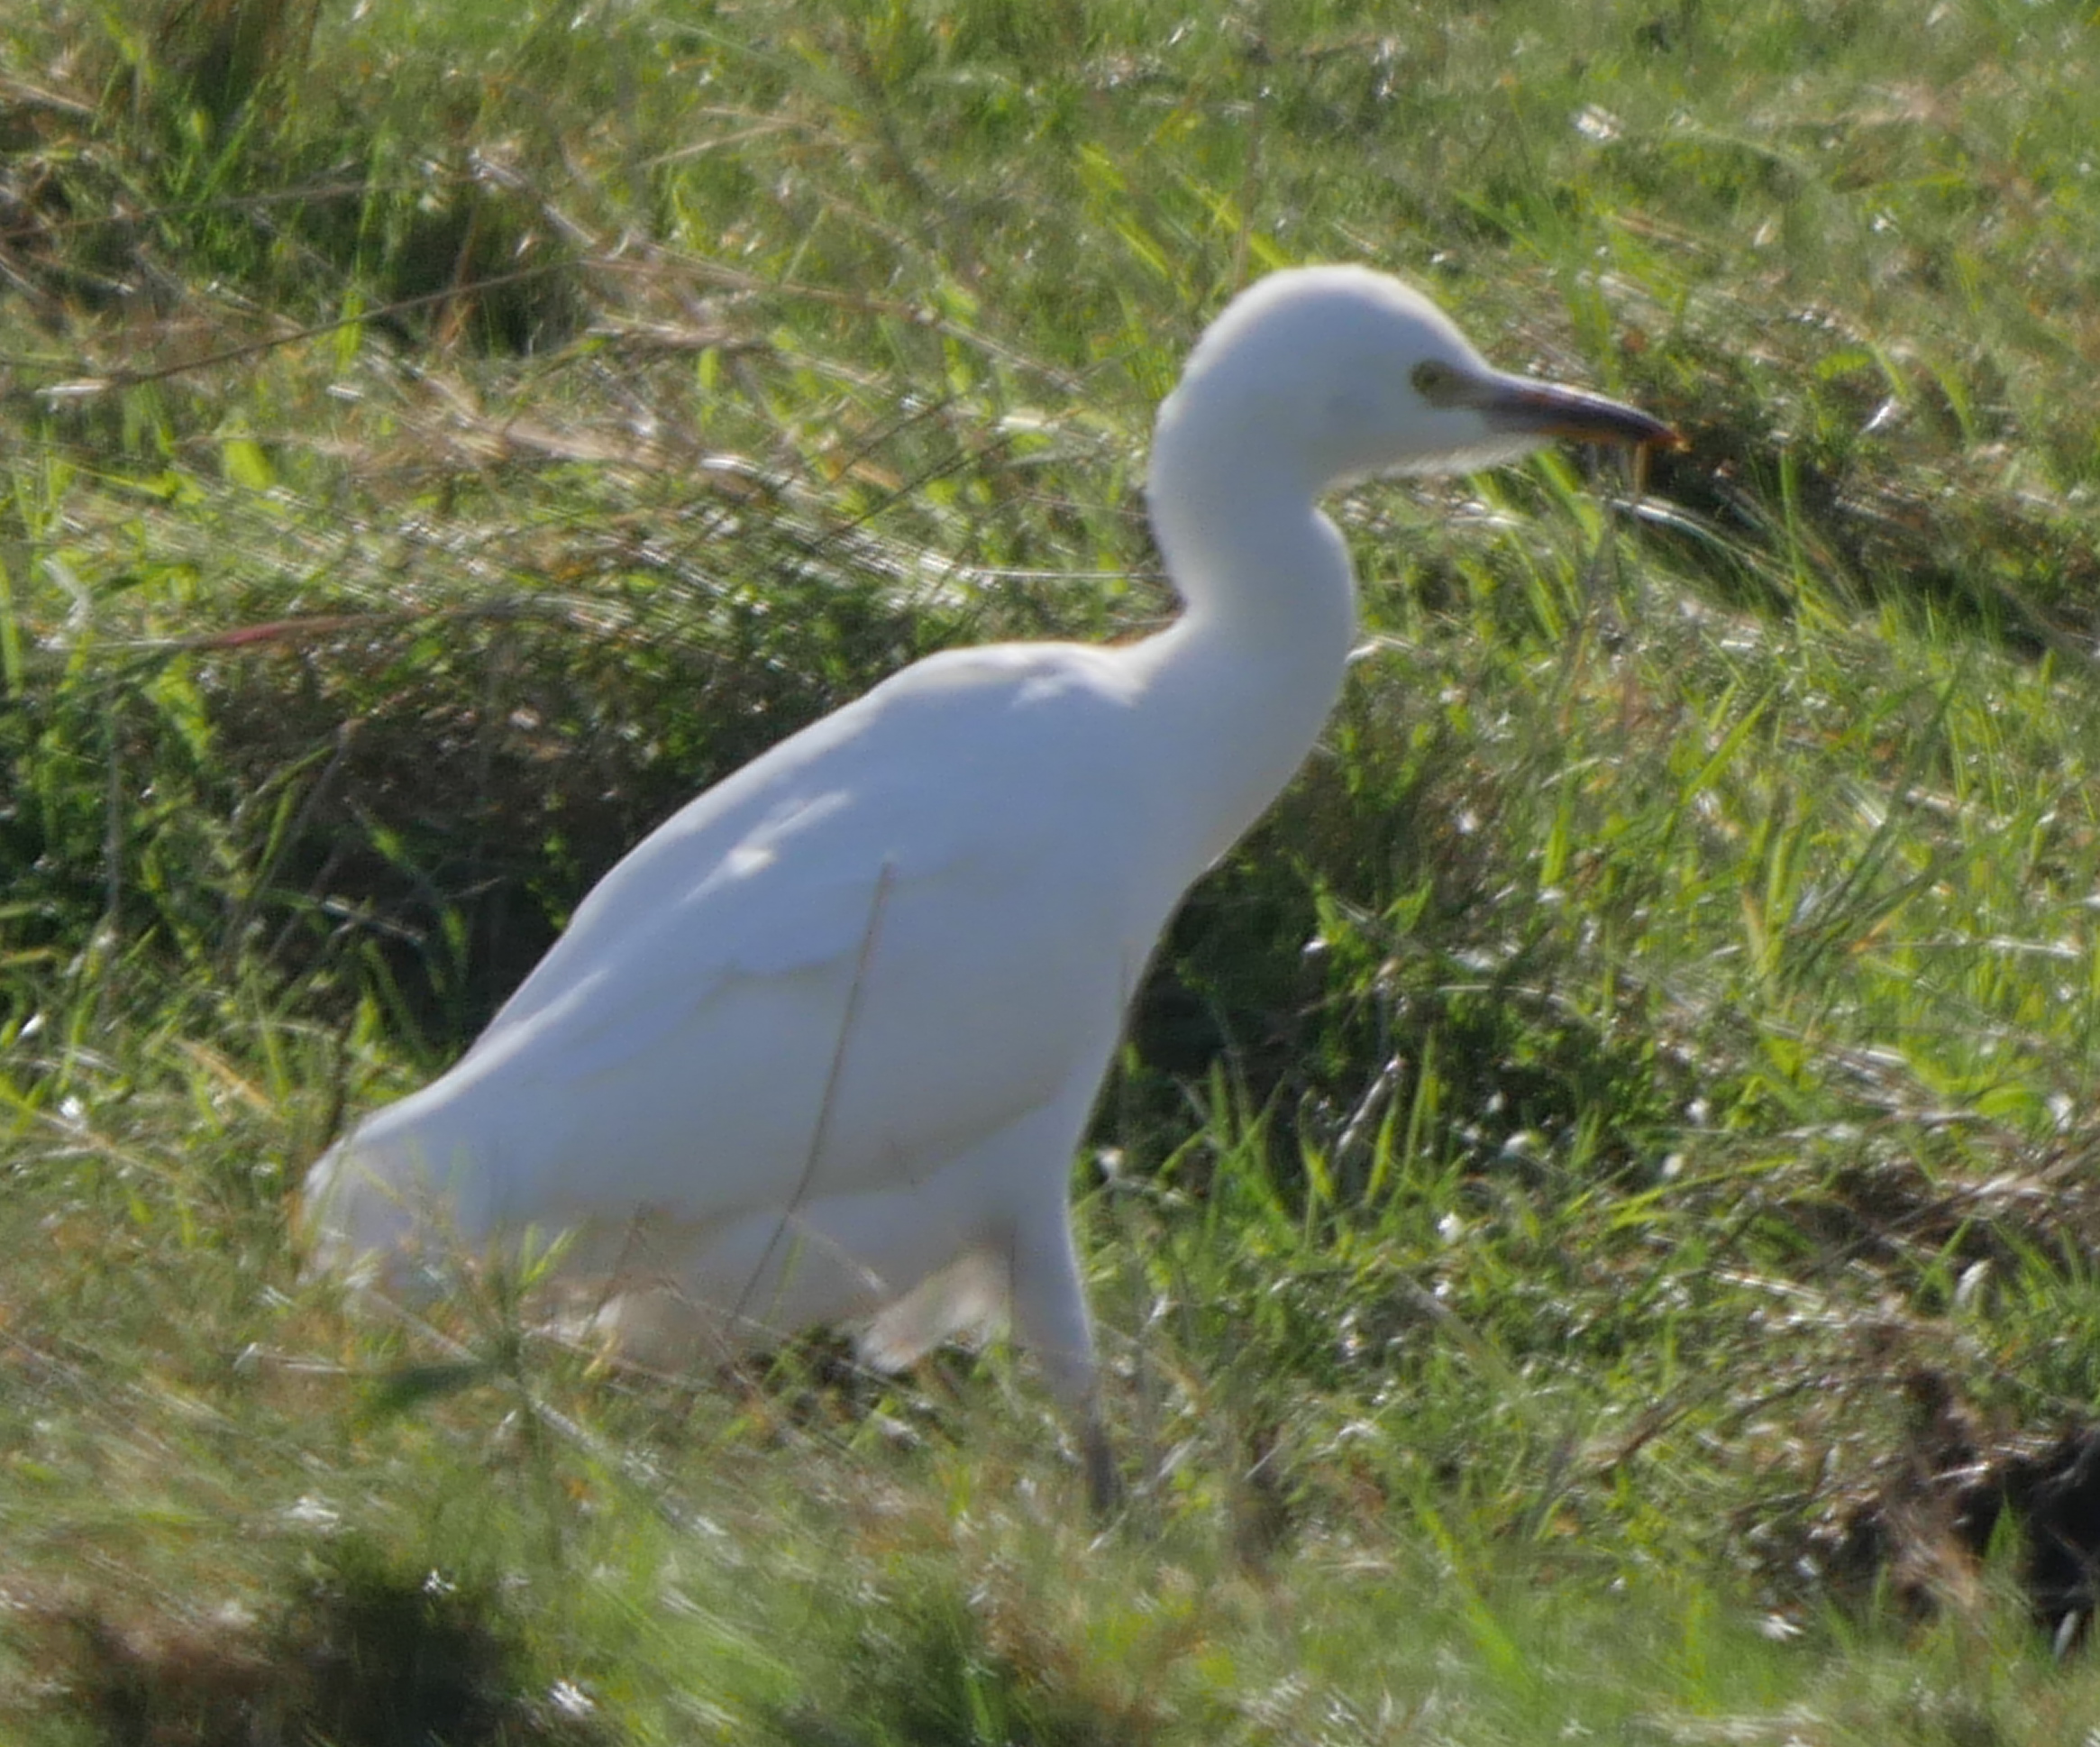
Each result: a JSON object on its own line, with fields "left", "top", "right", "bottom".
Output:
{"left": 305, "top": 266, "right": 1673, "bottom": 1505}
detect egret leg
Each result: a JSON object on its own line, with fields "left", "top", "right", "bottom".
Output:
{"left": 1082, "top": 1405, "right": 1121, "bottom": 1518}
{"left": 1004, "top": 1195, "right": 1118, "bottom": 1511}
{"left": 682, "top": 1185, "right": 975, "bottom": 1345}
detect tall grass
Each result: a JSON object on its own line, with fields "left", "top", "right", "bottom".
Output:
{"left": 5, "top": 0, "right": 2100, "bottom": 1738}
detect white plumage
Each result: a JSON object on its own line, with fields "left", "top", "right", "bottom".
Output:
{"left": 305, "top": 266, "right": 1671, "bottom": 1502}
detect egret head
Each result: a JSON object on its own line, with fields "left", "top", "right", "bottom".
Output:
{"left": 1155, "top": 266, "right": 1675, "bottom": 496}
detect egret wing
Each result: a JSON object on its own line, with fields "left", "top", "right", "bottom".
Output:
{"left": 331, "top": 641, "right": 1148, "bottom": 1239}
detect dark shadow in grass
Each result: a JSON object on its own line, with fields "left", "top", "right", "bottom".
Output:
{"left": 29, "top": 1539, "right": 610, "bottom": 1747}
{"left": 1963, "top": 1423, "right": 2100, "bottom": 1655}
{"left": 1790, "top": 1376, "right": 2100, "bottom": 1655}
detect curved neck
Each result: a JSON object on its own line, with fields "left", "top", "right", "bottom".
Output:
{"left": 1137, "top": 423, "right": 1358, "bottom": 869}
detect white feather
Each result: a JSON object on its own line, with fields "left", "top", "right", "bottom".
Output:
{"left": 305, "top": 265, "right": 1668, "bottom": 1501}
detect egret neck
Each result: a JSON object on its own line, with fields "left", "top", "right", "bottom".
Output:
{"left": 1140, "top": 421, "right": 1358, "bottom": 874}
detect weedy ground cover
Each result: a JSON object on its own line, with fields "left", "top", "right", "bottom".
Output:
{"left": 5, "top": 0, "right": 2100, "bottom": 1740}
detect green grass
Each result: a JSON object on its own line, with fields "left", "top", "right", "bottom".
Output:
{"left": 6, "top": 0, "right": 2100, "bottom": 1738}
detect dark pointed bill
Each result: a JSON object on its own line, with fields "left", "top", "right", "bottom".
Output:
{"left": 1476, "top": 373, "right": 1680, "bottom": 450}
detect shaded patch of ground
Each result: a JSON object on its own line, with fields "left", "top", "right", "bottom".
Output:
{"left": 1792, "top": 1379, "right": 2100, "bottom": 1651}
{"left": 14, "top": 1543, "right": 611, "bottom": 1747}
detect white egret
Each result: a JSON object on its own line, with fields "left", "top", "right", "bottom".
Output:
{"left": 304, "top": 266, "right": 1672, "bottom": 1505}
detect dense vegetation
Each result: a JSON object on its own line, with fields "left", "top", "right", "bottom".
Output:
{"left": 5, "top": 0, "right": 2100, "bottom": 1739}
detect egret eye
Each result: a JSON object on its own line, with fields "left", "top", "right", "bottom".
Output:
{"left": 1411, "top": 359, "right": 1463, "bottom": 403}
